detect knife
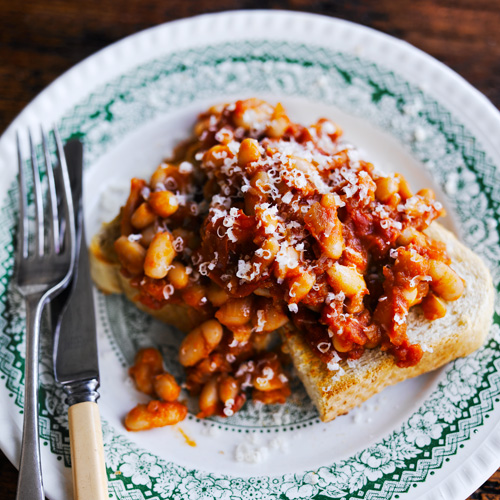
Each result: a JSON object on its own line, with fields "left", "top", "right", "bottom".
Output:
{"left": 49, "top": 139, "right": 84, "bottom": 343}
{"left": 52, "top": 140, "right": 108, "bottom": 500}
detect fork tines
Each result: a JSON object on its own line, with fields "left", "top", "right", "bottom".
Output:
{"left": 16, "top": 127, "right": 71, "bottom": 261}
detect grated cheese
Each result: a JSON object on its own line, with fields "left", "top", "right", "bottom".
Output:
{"left": 282, "top": 191, "right": 293, "bottom": 204}
{"left": 162, "top": 284, "right": 174, "bottom": 300}
{"left": 255, "top": 310, "right": 265, "bottom": 332}
{"left": 179, "top": 161, "right": 193, "bottom": 174}
{"left": 394, "top": 312, "right": 407, "bottom": 325}
{"left": 317, "top": 342, "right": 330, "bottom": 353}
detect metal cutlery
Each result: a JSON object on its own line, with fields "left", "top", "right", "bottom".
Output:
{"left": 48, "top": 139, "right": 86, "bottom": 354}
{"left": 52, "top": 140, "right": 108, "bottom": 500}
{"left": 14, "top": 128, "right": 76, "bottom": 500}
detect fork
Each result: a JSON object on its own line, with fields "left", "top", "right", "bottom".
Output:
{"left": 14, "top": 128, "right": 76, "bottom": 500}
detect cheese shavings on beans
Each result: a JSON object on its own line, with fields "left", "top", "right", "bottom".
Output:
{"left": 114, "top": 99, "right": 464, "bottom": 423}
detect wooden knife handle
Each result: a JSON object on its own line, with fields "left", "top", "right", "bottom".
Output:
{"left": 68, "top": 402, "right": 108, "bottom": 500}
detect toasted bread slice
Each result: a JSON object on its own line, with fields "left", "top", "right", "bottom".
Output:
{"left": 89, "top": 216, "right": 207, "bottom": 333}
{"left": 90, "top": 218, "right": 494, "bottom": 422}
{"left": 282, "top": 223, "right": 495, "bottom": 422}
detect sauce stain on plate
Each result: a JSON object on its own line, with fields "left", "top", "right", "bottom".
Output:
{"left": 177, "top": 426, "right": 196, "bottom": 447}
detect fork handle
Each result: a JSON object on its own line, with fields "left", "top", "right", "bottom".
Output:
{"left": 68, "top": 401, "right": 108, "bottom": 500}
{"left": 16, "top": 294, "right": 45, "bottom": 500}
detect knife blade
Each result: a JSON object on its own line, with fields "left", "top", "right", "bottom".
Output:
{"left": 52, "top": 140, "right": 108, "bottom": 500}
{"left": 49, "top": 139, "right": 84, "bottom": 359}
{"left": 53, "top": 140, "right": 99, "bottom": 396}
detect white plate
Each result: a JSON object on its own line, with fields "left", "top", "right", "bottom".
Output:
{"left": 1, "top": 11, "right": 500, "bottom": 500}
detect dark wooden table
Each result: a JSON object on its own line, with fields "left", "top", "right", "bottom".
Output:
{"left": 1, "top": 1, "right": 499, "bottom": 498}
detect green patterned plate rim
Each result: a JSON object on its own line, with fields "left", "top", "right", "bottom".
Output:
{"left": 1, "top": 11, "right": 500, "bottom": 500}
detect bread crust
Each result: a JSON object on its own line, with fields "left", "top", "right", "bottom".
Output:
{"left": 282, "top": 223, "right": 495, "bottom": 421}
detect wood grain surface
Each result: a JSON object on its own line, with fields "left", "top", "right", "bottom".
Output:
{"left": 1, "top": 1, "right": 499, "bottom": 498}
